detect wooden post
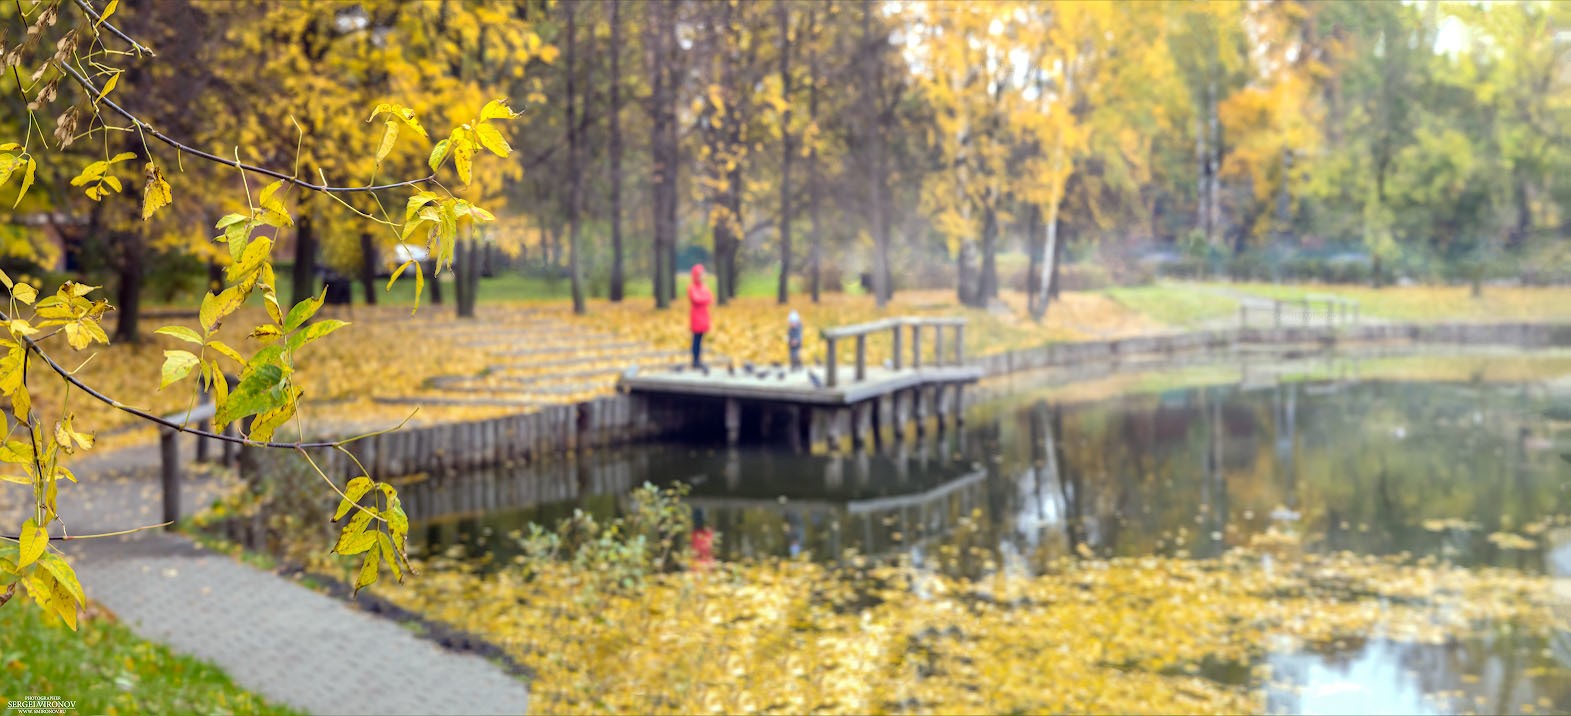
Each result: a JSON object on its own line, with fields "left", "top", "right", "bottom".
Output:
{"left": 855, "top": 334, "right": 867, "bottom": 382}
{"left": 913, "top": 387, "right": 927, "bottom": 438}
{"left": 933, "top": 325, "right": 944, "bottom": 368}
{"left": 891, "top": 390, "right": 906, "bottom": 442}
{"left": 788, "top": 405, "right": 803, "bottom": 453}
{"left": 933, "top": 384, "right": 948, "bottom": 430}
{"left": 221, "top": 423, "right": 236, "bottom": 466}
{"left": 160, "top": 430, "right": 179, "bottom": 529}
{"left": 870, "top": 396, "right": 884, "bottom": 450}
{"left": 851, "top": 402, "right": 869, "bottom": 450}
{"left": 954, "top": 323, "right": 964, "bottom": 365}
{"left": 953, "top": 384, "right": 966, "bottom": 425}
{"left": 912, "top": 325, "right": 922, "bottom": 369}
{"left": 725, "top": 398, "right": 740, "bottom": 445}
{"left": 825, "top": 336, "right": 838, "bottom": 388}
{"left": 891, "top": 324, "right": 903, "bottom": 370}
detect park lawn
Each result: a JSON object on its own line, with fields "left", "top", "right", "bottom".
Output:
{"left": 1225, "top": 282, "right": 1571, "bottom": 323}
{"left": 0, "top": 599, "right": 297, "bottom": 716}
{"left": 1099, "top": 284, "right": 1240, "bottom": 327}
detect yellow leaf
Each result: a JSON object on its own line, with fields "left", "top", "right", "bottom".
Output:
{"left": 475, "top": 123, "right": 511, "bottom": 158}
{"left": 376, "top": 120, "right": 398, "bottom": 164}
{"left": 160, "top": 350, "right": 200, "bottom": 389}
{"left": 94, "top": 72, "right": 120, "bottom": 104}
{"left": 454, "top": 135, "right": 474, "bottom": 185}
{"left": 10, "top": 283, "right": 34, "bottom": 305}
{"left": 18, "top": 518, "right": 44, "bottom": 568}
{"left": 354, "top": 549, "right": 380, "bottom": 595}
{"left": 206, "top": 339, "right": 246, "bottom": 365}
{"left": 13, "top": 157, "right": 35, "bottom": 209}
{"left": 479, "top": 99, "right": 518, "bottom": 121}
{"left": 95, "top": 0, "right": 118, "bottom": 30}
{"left": 141, "top": 162, "right": 171, "bottom": 220}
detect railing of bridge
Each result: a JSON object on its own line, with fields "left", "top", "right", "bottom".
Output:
{"left": 818, "top": 316, "right": 967, "bottom": 388}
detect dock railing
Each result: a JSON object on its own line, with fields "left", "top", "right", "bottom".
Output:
{"left": 819, "top": 317, "right": 967, "bottom": 388}
{"left": 1238, "top": 294, "right": 1360, "bottom": 329}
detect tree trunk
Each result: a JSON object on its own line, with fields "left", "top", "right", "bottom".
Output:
{"left": 428, "top": 260, "right": 444, "bottom": 304}
{"left": 566, "top": 2, "right": 586, "bottom": 315}
{"left": 647, "top": 0, "right": 677, "bottom": 310}
{"left": 358, "top": 232, "right": 378, "bottom": 306}
{"left": 863, "top": 4, "right": 892, "bottom": 307}
{"left": 979, "top": 204, "right": 998, "bottom": 303}
{"left": 1032, "top": 196, "right": 1063, "bottom": 321}
{"left": 1025, "top": 204, "right": 1042, "bottom": 310}
{"left": 454, "top": 238, "right": 472, "bottom": 318}
{"left": 776, "top": 1, "right": 793, "bottom": 305}
{"left": 114, "top": 229, "right": 144, "bottom": 343}
{"left": 807, "top": 8, "right": 822, "bottom": 304}
{"left": 290, "top": 215, "right": 317, "bottom": 308}
{"left": 607, "top": 0, "right": 625, "bottom": 303}
{"left": 1049, "top": 223, "right": 1065, "bottom": 299}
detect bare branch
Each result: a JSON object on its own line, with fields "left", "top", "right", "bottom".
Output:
{"left": 71, "top": 0, "right": 155, "bottom": 57}
{"left": 55, "top": 61, "right": 435, "bottom": 194}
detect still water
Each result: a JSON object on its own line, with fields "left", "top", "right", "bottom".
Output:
{"left": 405, "top": 349, "right": 1571, "bottom": 715}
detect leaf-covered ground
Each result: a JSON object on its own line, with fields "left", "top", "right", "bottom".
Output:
{"left": 51, "top": 283, "right": 1571, "bottom": 455}
{"left": 365, "top": 528, "right": 1568, "bottom": 714}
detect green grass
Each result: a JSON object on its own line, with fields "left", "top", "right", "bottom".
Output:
{"left": 1099, "top": 283, "right": 1240, "bottom": 327}
{"left": 0, "top": 599, "right": 298, "bottom": 715}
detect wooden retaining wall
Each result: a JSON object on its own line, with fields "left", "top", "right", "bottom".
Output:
{"left": 261, "top": 395, "right": 682, "bottom": 481}
{"left": 240, "top": 321, "right": 1571, "bottom": 482}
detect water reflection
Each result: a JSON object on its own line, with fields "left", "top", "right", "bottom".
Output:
{"left": 405, "top": 361, "right": 1571, "bottom": 714}
{"left": 410, "top": 374, "right": 1570, "bottom": 573}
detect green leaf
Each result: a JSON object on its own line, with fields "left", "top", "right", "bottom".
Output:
{"left": 283, "top": 290, "right": 325, "bottom": 332}
{"left": 214, "top": 363, "right": 287, "bottom": 426}
{"left": 246, "top": 386, "right": 300, "bottom": 443}
{"left": 287, "top": 319, "right": 347, "bottom": 352}
{"left": 160, "top": 350, "right": 200, "bottom": 389}
{"left": 18, "top": 519, "right": 45, "bottom": 568}
{"left": 428, "top": 138, "right": 450, "bottom": 172}
{"left": 354, "top": 549, "right": 380, "bottom": 595}
{"left": 155, "top": 326, "right": 204, "bottom": 344}
{"left": 334, "top": 476, "right": 374, "bottom": 521}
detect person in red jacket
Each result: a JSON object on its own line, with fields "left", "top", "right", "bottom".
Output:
{"left": 688, "top": 264, "right": 713, "bottom": 368}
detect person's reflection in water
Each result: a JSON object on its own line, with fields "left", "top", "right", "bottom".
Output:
{"left": 691, "top": 507, "right": 715, "bottom": 571}
{"left": 787, "top": 512, "right": 804, "bottom": 558}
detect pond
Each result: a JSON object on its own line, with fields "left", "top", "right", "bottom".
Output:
{"left": 402, "top": 348, "right": 1571, "bottom": 715}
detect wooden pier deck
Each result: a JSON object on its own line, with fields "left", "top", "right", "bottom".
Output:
{"left": 620, "top": 317, "right": 982, "bottom": 450}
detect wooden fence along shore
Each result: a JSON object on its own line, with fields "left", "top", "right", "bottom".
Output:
{"left": 181, "top": 319, "right": 1571, "bottom": 526}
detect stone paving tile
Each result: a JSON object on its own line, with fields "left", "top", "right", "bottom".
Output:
{"left": 12, "top": 443, "right": 531, "bottom": 716}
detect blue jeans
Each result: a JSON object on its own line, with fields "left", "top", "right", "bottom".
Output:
{"left": 691, "top": 332, "right": 704, "bottom": 367}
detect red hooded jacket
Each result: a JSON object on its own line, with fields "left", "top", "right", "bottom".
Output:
{"left": 688, "top": 264, "right": 713, "bottom": 334}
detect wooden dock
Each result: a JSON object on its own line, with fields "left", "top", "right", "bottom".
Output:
{"left": 620, "top": 316, "right": 982, "bottom": 450}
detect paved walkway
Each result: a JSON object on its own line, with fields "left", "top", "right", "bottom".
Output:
{"left": 4, "top": 449, "right": 530, "bottom": 716}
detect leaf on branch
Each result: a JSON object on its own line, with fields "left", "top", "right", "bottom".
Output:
{"left": 354, "top": 549, "right": 380, "bottom": 595}
{"left": 160, "top": 350, "right": 200, "bottom": 389}
{"left": 155, "top": 325, "right": 203, "bottom": 344}
{"left": 226, "top": 236, "right": 272, "bottom": 283}
{"left": 53, "top": 415, "right": 93, "bottom": 453}
{"left": 475, "top": 123, "right": 511, "bottom": 158}
{"left": 428, "top": 138, "right": 450, "bottom": 173}
{"left": 377, "top": 532, "right": 402, "bottom": 581}
{"left": 13, "top": 157, "right": 36, "bottom": 209}
{"left": 199, "top": 286, "right": 246, "bottom": 332}
{"left": 95, "top": 0, "right": 119, "bottom": 31}
{"left": 10, "top": 283, "right": 35, "bottom": 305}
{"left": 335, "top": 507, "right": 379, "bottom": 556}
{"left": 18, "top": 518, "right": 45, "bottom": 568}
{"left": 214, "top": 363, "right": 288, "bottom": 427}
{"left": 334, "top": 476, "right": 374, "bottom": 521}
{"left": 205, "top": 339, "right": 245, "bottom": 366}
{"left": 283, "top": 289, "right": 325, "bottom": 332}
{"left": 246, "top": 386, "right": 300, "bottom": 443}
{"left": 257, "top": 181, "right": 292, "bottom": 228}
{"left": 376, "top": 121, "right": 399, "bottom": 165}
{"left": 93, "top": 71, "right": 120, "bottom": 104}
{"left": 287, "top": 319, "right": 347, "bottom": 352}
{"left": 249, "top": 325, "right": 283, "bottom": 344}
{"left": 0, "top": 440, "right": 31, "bottom": 465}
{"left": 141, "top": 162, "right": 172, "bottom": 220}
